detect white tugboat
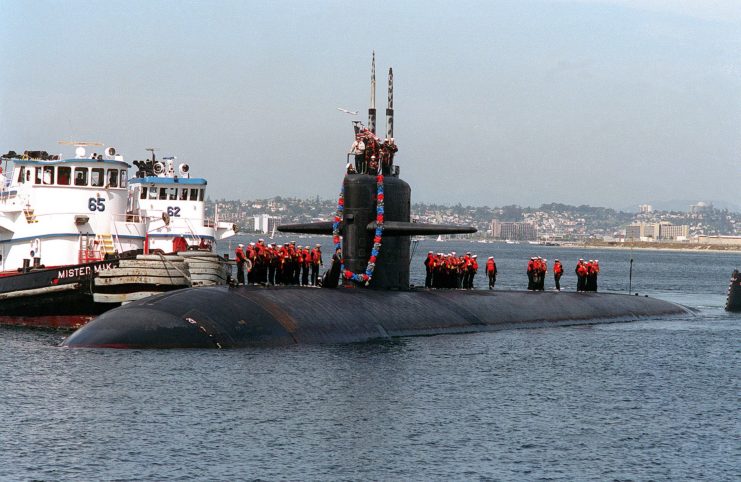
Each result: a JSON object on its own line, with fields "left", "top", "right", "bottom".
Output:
{"left": 92, "top": 150, "right": 236, "bottom": 307}
{"left": 0, "top": 144, "right": 235, "bottom": 328}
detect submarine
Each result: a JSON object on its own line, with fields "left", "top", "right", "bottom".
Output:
{"left": 62, "top": 56, "right": 692, "bottom": 349}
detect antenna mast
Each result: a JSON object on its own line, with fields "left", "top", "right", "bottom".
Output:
{"left": 386, "top": 67, "right": 394, "bottom": 139}
{"left": 368, "top": 51, "right": 376, "bottom": 134}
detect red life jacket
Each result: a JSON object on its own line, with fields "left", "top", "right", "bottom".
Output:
{"left": 553, "top": 262, "right": 563, "bottom": 275}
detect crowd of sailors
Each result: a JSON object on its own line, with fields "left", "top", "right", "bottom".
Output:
{"left": 423, "top": 251, "right": 482, "bottom": 289}
{"left": 526, "top": 257, "right": 599, "bottom": 292}
{"left": 233, "top": 241, "right": 601, "bottom": 292}
{"left": 234, "top": 240, "right": 323, "bottom": 286}
{"left": 423, "top": 254, "right": 599, "bottom": 292}
{"left": 347, "top": 126, "right": 398, "bottom": 175}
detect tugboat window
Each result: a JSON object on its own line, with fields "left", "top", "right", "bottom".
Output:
{"left": 199, "top": 189, "right": 204, "bottom": 201}
{"left": 159, "top": 187, "right": 167, "bottom": 200}
{"left": 190, "top": 188, "right": 198, "bottom": 200}
{"left": 119, "top": 170, "right": 127, "bottom": 188}
{"left": 74, "top": 168, "right": 87, "bottom": 186}
{"left": 141, "top": 187, "right": 148, "bottom": 199}
{"left": 107, "top": 169, "right": 118, "bottom": 188}
{"left": 58, "top": 167, "right": 71, "bottom": 185}
{"left": 91, "top": 168, "right": 104, "bottom": 187}
{"left": 180, "top": 188, "right": 188, "bottom": 200}
{"left": 169, "top": 187, "right": 178, "bottom": 200}
{"left": 149, "top": 187, "right": 159, "bottom": 200}
{"left": 34, "top": 167, "right": 42, "bottom": 184}
{"left": 43, "top": 166, "right": 54, "bottom": 185}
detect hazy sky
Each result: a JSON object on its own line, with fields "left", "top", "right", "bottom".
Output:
{"left": 1, "top": 0, "right": 740, "bottom": 209}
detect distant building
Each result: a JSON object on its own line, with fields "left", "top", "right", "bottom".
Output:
{"left": 491, "top": 219, "right": 537, "bottom": 241}
{"left": 689, "top": 201, "right": 713, "bottom": 214}
{"left": 696, "top": 235, "right": 741, "bottom": 246}
{"left": 626, "top": 222, "right": 689, "bottom": 241}
{"left": 490, "top": 219, "right": 502, "bottom": 238}
{"left": 639, "top": 204, "right": 653, "bottom": 213}
{"left": 253, "top": 214, "right": 281, "bottom": 234}
{"left": 658, "top": 223, "right": 689, "bottom": 240}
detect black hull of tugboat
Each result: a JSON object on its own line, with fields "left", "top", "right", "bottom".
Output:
{"left": 0, "top": 259, "right": 119, "bottom": 328}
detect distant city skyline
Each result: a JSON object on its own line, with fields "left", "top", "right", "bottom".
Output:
{"left": 1, "top": 0, "right": 739, "bottom": 209}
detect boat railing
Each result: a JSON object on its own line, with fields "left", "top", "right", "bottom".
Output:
{"left": 110, "top": 216, "right": 124, "bottom": 254}
{"left": 78, "top": 249, "right": 104, "bottom": 263}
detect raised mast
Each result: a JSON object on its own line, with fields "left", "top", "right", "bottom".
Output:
{"left": 386, "top": 67, "right": 394, "bottom": 140}
{"left": 368, "top": 51, "right": 376, "bottom": 134}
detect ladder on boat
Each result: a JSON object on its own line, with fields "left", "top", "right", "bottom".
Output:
{"left": 97, "top": 234, "right": 115, "bottom": 256}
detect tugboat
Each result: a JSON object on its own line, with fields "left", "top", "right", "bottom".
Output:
{"left": 92, "top": 150, "right": 236, "bottom": 306}
{"left": 0, "top": 144, "right": 235, "bottom": 328}
{"left": 0, "top": 143, "right": 145, "bottom": 327}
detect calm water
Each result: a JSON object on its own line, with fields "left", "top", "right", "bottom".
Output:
{"left": 1, "top": 240, "right": 739, "bottom": 481}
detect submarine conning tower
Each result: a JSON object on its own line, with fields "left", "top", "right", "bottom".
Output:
{"left": 279, "top": 173, "right": 475, "bottom": 290}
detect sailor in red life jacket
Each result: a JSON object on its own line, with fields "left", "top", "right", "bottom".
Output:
{"left": 278, "top": 243, "right": 290, "bottom": 285}
{"left": 267, "top": 243, "right": 278, "bottom": 285}
{"left": 539, "top": 258, "right": 548, "bottom": 291}
{"left": 592, "top": 260, "right": 600, "bottom": 292}
{"left": 585, "top": 259, "right": 599, "bottom": 292}
{"left": 246, "top": 242, "right": 257, "bottom": 284}
{"left": 469, "top": 255, "right": 479, "bottom": 289}
{"left": 430, "top": 253, "right": 442, "bottom": 288}
{"left": 527, "top": 257, "right": 536, "bottom": 290}
{"left": 575, "top": 259, "right": 588, "bottom": 292}
{"left": 531, "top": 257, "right": 544, "bottom": 290}
{"left": 486, "top": 256, "right": 497, "bottom": 289}
{"left": 553, "top": 259, "right": 564, "bottom": 291}
{"left": 311, "top": 244, "right": 323, "bottom": 286}
{"left": 290, "top": 241, "right": 300, "bottom": 285}
{"left": 461, "top": 252, "right": 472, "bottom": 289}
{"left": 424, "top": 251, "right": 435, "bottom": 288}
{"left": 301, "top": 246, "right": 312, "bottom": 286}
{"left": 235, "top": 243, "right": 247, "bottom": 285}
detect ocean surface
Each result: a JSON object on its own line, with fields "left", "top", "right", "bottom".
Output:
{"left": 1, "top": 238, "right": 739, "bottom": 481}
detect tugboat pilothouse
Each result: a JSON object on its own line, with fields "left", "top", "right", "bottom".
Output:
{"left": 127, "top": 149, "right": 235, "bottom": 254}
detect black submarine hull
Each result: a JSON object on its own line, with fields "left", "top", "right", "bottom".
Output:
{"left": 61, "top": 286, "right": 692, "bottom": 348}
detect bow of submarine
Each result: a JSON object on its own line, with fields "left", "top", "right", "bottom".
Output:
{"left": 61, "top": 286, "right": 298, "bottom": 348}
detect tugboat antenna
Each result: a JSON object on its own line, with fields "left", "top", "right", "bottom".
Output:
{"left": 145, "top": 147, "right": 158, "bottom": 162}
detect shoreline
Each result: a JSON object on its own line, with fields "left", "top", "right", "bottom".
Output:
{"left": 560, "top": 243, "right": 741, "bottom": 255}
